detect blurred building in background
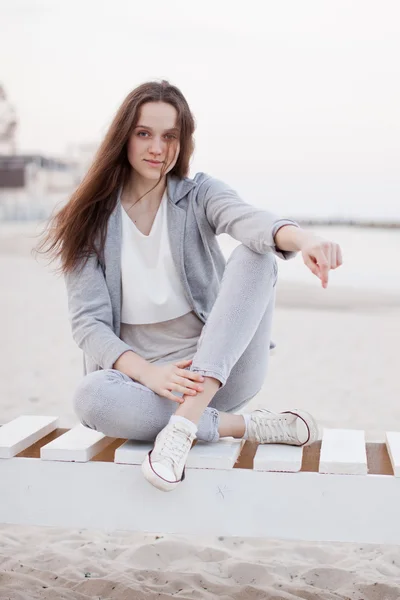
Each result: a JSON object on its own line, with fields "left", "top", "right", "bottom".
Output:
{"left": 0, "top": 84, "right": 98, "bottom": 221}
{"left": 0, "top": 154, "right": 77, "bottom": 220}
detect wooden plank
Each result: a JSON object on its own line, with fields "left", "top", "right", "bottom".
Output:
{"left": 386, "top": 432, "right": 400, "bottom": 477}
{"left": 301, "top": 441, "right": 321, "bottom": 472}
{"left": 233, "top": 440, "right": 258, "bottom": 470}
{"left": 40, "top": 425, "right": 114, "bottom": 462}
{"left": 254, "top": 444, "right": 303, "bottom": 472}
{"left": 319, "top": 428, "right": 367, "bottom": 475}
{"left": 16, "top": 429, "right": 68, "bottom": 459}
{"left": 1, "top": 457, "right": 400, "bottom": 544}
{"left": 115, "top": 438, "right": 244, "bottom": 469}
{"left": 0, "top": 416, "right": 59, "bottom": 459}
{"left": 366, "top": 442, "right": 394, "bottom": 476}
{"left": 90, "top": 439, "right": 126, "bottom": 462}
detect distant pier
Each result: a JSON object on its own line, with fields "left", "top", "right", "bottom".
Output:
{"left": 293, "top": 218, "right": 400, "bottom": 229}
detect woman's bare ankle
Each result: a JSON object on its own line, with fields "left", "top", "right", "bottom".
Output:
{"left": 175, "top": 376, "right": 221, "bottom": 424}
{"left": 218, "top": 413, "right": 246, "bottom": 438}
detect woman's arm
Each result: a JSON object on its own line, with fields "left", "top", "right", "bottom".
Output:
{"left": 200, "top": 175, "right": 299, "bottom": 260}
{"left": 113, "top": 349, "right": 150, "bottom": 380}
{"left": 200, "top": 174, "right": 343, "bottom": 287}
{"left": 64, "top": 253, "right": 136, "bottom": 370}
{"left": 273, "top": 224, "right": 311, "bottom": 252}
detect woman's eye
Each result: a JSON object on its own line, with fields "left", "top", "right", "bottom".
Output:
{"left": 136, "top": 132, "right": 176, "bottom": 140}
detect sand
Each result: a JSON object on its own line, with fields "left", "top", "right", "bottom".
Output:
{"left": 1, "top": 221, "right": 400, "bottom": 599}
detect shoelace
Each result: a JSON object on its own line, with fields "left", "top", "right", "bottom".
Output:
{"left": 255, "top": 415, "right": 296, "bottom": 443}
{"left": 159, "top": 426, "right": 193, "bottom": 468}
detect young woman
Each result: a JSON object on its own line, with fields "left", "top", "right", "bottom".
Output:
{"left": 39, "top": 80, "right": 342, "bottom": 492}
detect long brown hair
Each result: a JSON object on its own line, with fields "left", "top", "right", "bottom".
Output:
{"left": 35, "top": 80, "right": 196, "bottom": 274}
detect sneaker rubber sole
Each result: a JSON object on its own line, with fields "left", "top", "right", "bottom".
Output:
{"left": 141, "top": 451, "right": 185, "bottom": 492}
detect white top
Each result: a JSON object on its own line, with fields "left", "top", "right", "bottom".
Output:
{"left": 120, "top": 189, "right": 192, "bottom": 325}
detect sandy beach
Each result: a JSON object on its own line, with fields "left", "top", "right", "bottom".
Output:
{"left": 1, "top": 221, "right": 400, "bottom": 599}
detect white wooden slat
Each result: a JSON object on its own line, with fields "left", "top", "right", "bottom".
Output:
{"left": 0, "top": 416, "right": 59, "bottom": 458}
{"left": 115, "top": 438, "right": 244, "bottom": 470}
{"left": 319, "top": 428, "right": 367, "bottom": 475}
{"left": 254, "top": 444, "right": 303, "bottom": 472}
{"left": 40, "top": 424, "right": 113, "bottom": 462}
{"left": 385, "top": 432, "right": 400, "bottom": 477}
{"left": 186, "top": 438, "right": 244, "bottom": 469}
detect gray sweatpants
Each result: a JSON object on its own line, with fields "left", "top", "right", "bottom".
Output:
{"left": 73, "top": 244, "right": 278, "bottom": 443}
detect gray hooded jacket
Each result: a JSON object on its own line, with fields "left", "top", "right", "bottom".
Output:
{"left": 64, "top": 172, "right": 299, "bottom": 376}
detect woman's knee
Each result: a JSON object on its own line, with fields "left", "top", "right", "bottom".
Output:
{"left": 230, "top": 244, "right": 278, "bottom": 284}
{"left": 73, "top": 369, "right": 115, "bottom": 428}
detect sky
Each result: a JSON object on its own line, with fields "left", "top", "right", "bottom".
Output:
{"left": 1, "top": 0, "right": 399, "bottom": 219}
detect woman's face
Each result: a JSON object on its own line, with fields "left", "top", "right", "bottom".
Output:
{"left": 127, "top": 101, "right": 181, "bottom": 181}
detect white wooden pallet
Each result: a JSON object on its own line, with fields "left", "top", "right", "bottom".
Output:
{"left": 1, "top": 415, "right": 400, "bottom": 544}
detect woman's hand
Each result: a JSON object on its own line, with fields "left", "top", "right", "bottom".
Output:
{"left": 139, "top": 359, "right": 205, "bottom": 403}
{"left": 299, "top": 233, "right": 343, "bottom": 289}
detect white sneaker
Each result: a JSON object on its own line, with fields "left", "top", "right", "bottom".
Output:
{"left": 246, "top": 409, "right": 318, "bottom": 446}
{"left": 141, "top": 420, "right": 197, "bottom": 492}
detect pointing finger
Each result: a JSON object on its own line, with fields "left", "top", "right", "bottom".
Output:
{"left": 315, "top": 249, "right": 330, "bottom": 288}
